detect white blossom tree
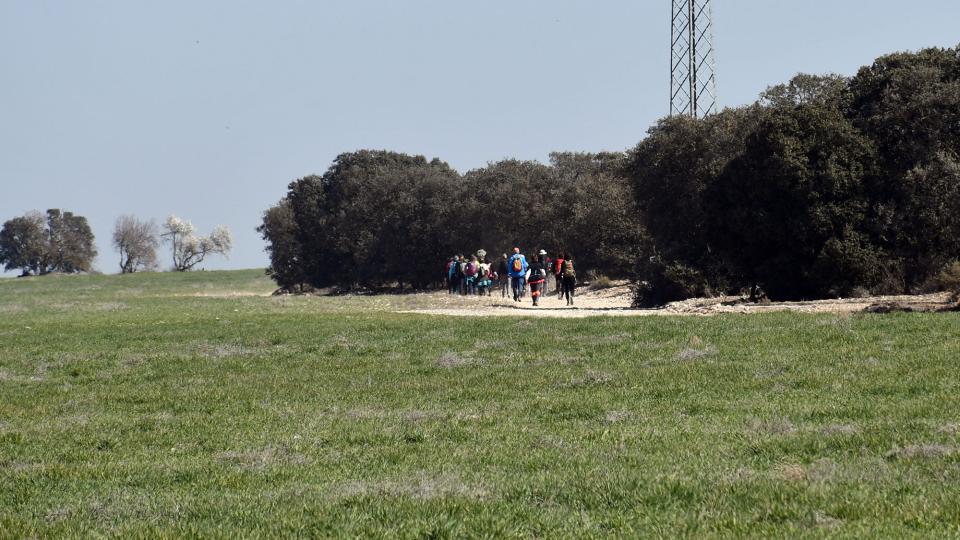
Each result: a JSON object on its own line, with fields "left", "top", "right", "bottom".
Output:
{"left": 162, "top": 215, "right": 232, "bottom": 271}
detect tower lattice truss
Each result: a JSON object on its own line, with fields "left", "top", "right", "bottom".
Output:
{"left": 671, "top": 0, "right": 717, "bottom": 118}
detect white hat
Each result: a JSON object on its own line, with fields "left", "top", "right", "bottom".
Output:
{"left": 539, "top": 249, "right": 547, "bottom": 255}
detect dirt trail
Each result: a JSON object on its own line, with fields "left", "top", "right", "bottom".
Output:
{"left": 399, "top": 283, "right": 955, "bottom": 318}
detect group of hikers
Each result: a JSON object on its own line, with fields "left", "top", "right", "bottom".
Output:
{"left": 445, "top": 248, "right": 577, "bottom": 306}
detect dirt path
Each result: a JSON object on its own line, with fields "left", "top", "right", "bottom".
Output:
{"left": 399, "top": 283, "right": 955, "bottom": 318}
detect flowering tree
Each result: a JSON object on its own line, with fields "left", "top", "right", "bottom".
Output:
{"left": 162, "top": 215, "right": 232, "bottom": 271}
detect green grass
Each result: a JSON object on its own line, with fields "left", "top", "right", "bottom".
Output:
{"left": 2, "top": 270, "right": 960, "bottom": 538}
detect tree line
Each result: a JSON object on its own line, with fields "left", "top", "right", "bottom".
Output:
{"left": 0, "top": 212, "right": 232, "bottom": 276}
{"left": 261, "top": 45, "right": 960, "bottom": 303}
{"left": 258, "top": 151, "right": 645, "bottom": 291}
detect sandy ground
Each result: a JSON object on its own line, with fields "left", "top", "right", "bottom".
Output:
{"left": 399, "top": 282, "right": 956, "bottom": 318}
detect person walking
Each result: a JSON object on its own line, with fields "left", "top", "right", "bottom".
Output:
{"left": 497, "top": 254, "right": 509, "bottom": 298}
{"left": 537, "top": 249, "right": 549, "bottom": 293}
{"left": 477, "top": 257, "right": 493, "bottom": 296}
{"left": 445, "top": 256, "right": 456, "bottom": 294}
{"left": 560, "top": 252, "right": 577, "bottom": 306}
{"left": 454, "top": 254, "right": 466, "bottom": 294}
{"left": 528, "top": 254, "right": 548, "bottom": 306}
{"left": 553, "top": 252, "right": 566, "bottom": 298}
{"left": 448, "top": 255, "right": 460, "bottom": 294}
{"left": 464, "top": 255, "right": 479, "bottom": 295}
{"left": 507, "top": 248, "right": 528, "bottom": 302}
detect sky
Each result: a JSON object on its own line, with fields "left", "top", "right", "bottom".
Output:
{"left": 2, "top": 0, "right": 959, "bottom": 275}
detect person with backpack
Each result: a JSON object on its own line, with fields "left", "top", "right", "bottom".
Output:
{"left": 507, "top": 247, "right": 528, "bottom": 302}
{"left": 453, "top": 254, "right": 466, "bottom": 295}
{"left": 497, "top": 254, "right": 510, "bottom": 298}
{"left": 464, "top": 255, "right": 479, "bottom": 295}
{"left": 477, "top": 257, "right": 493, "bottom": 296}
{"left": 560, "top": 252, "right": 577, "bottom": 306}
{"left": 553, "top": 252, "right": 566, "bottom": 298}
{"left": 447, "top": 255, "right": 459, "bottom": 294}
{"left": 445, "top": 256, "right": 456, "bottom": 294}
{"left": 528, "top": 254, "right": 548, "bottom": 306}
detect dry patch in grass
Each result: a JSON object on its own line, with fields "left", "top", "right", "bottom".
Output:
{"left": 95, "top": 302, "right": 127, "bottom": 311}
{"left": 45, "top": 506, "right": 72, "bottom": 523}
{"left": 678, "top": 336, "right": 716, "bottom": 361}
{"left": 0, "top": 370, "right": 45, "bottom": 383}
{"left": 754, "top": 366, "right": 787, "bottom": 380}
{"left": 437, "top": 351, "right": 477, "bottom": 368}
{"left": 215, "top": 445, "right": 309, "bottom": 470}
{"left": 886, "top": 444, "right": 957, "bottom": 460}
{"left": 776, "top": 463, "right": 807, "bottom": 482}
{"left": 343, "top": 408, "right": 450, "bottom": 423}
{"left": 812, "top": 510, "right": 845, "bottom": 530}
{"left": 774, "top": 459, "right": 838, "bottom": 483}
{"left": 748, "top": 417, "right": 797, "bottom": 436}
{"left": 195, "top": 342, "right": 263, "bottom": 359}
{"left": 819, "top": 424, "right": 860, "bottom": 436}
{"left": 604, "top": 410, "right": 631, "bottom": 424}
{"left": 564, "top": 369, "right": 615, "bottom": 388}
{"left": 938, "top": 423, "right": 960, "bottom": 435}
{"left": 338, "top": 473, "right": 489, "bottom": 501}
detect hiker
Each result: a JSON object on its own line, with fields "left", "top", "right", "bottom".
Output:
{"left": 448, "top": 255, "right": 460, "bottom": 294}
{"left": 528, "top": 254, "right": 548, "bottom": 306}
{"left": 543, "top": 251, "right": 553, "bottom": 292}
{"left": 497, "top": 254, "right": 510, "bottom": 298}
{"left": 454, "top": 254, "right": 465, "bottom": 294}
{"left": 508, "top": 248, "right": 528, "bottom": 302}
{"left": 560, "top": 252, "right": 577, "bottom": 306}
{"left": 445, "top": 256, "right": 456, "bottom": 294}
{"left": 553, "top": 251, "right": 566, "bottom": 298}
{"left": 464, "top": 255, "right": 479, "bottom": 295}
{"left": 477, "top": 257, "right": 493, "bottom": 296}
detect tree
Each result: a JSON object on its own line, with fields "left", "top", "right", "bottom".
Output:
{"left": 45, "top": 209, "right": 97, "bottom": 273}
{"left": 113, "top": 215, "right": 159, "bottom": 273}
{"left": 624, "top": 105, "right": 767, "bottom": 305}
{"left": 0, "top": 212, "right": 47, "bottom": 276}
{"left": 285, "top": 151, "right": 461, "bottom": 289}
{"left": 0, "top": 209, "right": 96, "bottom": 276}
{"left": 548, "top": 152, "right": 646, "bottom": 277}
{"left": 162, "top": 215, "right": 232, "bottom": 271}
{"left": 707, "top": 105, "right": 881, "bottom": 300}
{"left": 849, "top": 46, "right": 960, "bottom": 175}
{"left": 848, "top": 45, "right": 960, "bottom": 289}
{"left": 760, "top": 73, "right": 850, "bottom": 109}
{"left": 257, "top": 199, "right": 305, "bottom": 290}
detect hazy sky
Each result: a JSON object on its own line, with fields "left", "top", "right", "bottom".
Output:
{"left": 2, "top": 1, "right": 958, "bottom": 275}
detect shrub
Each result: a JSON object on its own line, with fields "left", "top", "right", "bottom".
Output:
{"left": 633, "top": 260, "right": 713, "bottom": 308}
{"left": 937, "top": 261, "right": 960, "bottom": 300}
{"left": 588, "top": 274, "right": 615, "bottom": 290}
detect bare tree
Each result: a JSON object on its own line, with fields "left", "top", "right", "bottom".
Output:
{"left": 162, "top": 215, "right": 232, "bottom": 271}
{"left": 113, "top": 215, "right": 159, "bottom": 273}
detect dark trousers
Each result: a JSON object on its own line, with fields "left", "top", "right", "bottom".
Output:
{"left": 562, "top": 276, "right": 576, "bottom": 303}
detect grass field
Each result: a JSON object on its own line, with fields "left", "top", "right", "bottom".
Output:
{"left": 2, "top": 270, "right": 960, "bottom": 538}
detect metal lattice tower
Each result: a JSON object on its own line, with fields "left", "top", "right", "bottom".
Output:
{"left": 670, "top": 0, "right": 717, "bottom": 118}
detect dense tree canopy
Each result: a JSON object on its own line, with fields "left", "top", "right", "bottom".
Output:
{"left": 261, "top": 150, "right": 645, "bottom": 290}
{"left": 0, "top": 209, "right": 97, "bottom": 276}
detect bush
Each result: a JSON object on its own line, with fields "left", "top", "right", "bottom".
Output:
{"left": 937, "top": 262, "right": 960, "bottom": 300}
{"left": 633, "top": 260, "right": 713, "bottom": 308}
{"left": 587, "top": 274, "right": 615, "bottom": 290}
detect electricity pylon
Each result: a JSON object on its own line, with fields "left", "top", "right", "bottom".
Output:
{"left": 670, "top": 0, "right": 717, "bottom": 118}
